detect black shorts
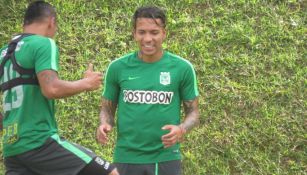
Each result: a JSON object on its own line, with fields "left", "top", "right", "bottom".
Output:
{"left": 4, "top": 135, "right": 115, "bottom": 175}
{"left": 115, "top": 160, "right": 181, "bottom": 175}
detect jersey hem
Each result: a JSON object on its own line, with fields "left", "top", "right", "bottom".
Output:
{"left": 3, "top": 141, "right": 47, "bottom": 158}
{"left": 113, "top": 156, "right": 181, "bottom": 164}
{"left": 183, "top": 95, "right": 199, "bottom": 101}
{"left": 3, "top": 133, "right": 55, "bottom": 158}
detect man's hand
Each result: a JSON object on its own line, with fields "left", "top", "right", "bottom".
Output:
{"left": 83, "top": 63, "right": 102, "bottom": 91}
{"left": 161, "top": 125, "right": 185, "bottom": 148}
{"left": 109, "top": 168, "right": 120, "bottom": 175}
{"left": 97, "top": 123, "right": 112, "bottom": 144}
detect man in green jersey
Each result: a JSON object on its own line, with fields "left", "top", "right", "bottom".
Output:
{"left": 0, "top": 1, "right": 119, "bottom": 175}
{"left": 97, "top": 6, "right": 200, "bottom": 175}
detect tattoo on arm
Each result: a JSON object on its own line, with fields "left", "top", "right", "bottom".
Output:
{"left": 42, "top": 73, "right": 57, "bottom": 84}
{"left": 100, "top": 98, "right": 117, "bottom": 126}
{"left": 38, "top": 71, "right": 57, "bottom": 85}
{"left": 182, "top": 98, "right": 199, "bottom": 132}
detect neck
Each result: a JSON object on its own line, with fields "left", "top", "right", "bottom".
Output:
{"left": 23, "top": 24, "right": 50, "bottom": 38}
{"left": 138, "top": 49, "right": 164, "bottom": 63}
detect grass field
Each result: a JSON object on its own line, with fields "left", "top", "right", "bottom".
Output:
{"left": 0, "top": 0, "right": 306, "bottom": 174}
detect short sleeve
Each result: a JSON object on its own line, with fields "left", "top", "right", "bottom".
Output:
{"left": 34, "top": 38, "right": 59, "bottom": 73}
{"left": 102, "top": 62, "right": 119, "bottom": 102}
{"left": 180, "top": 62, "right": 199, "bottom": 100}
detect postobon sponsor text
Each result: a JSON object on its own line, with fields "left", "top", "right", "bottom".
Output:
{"left": 123, "top": 90, "right": 173, "bottom": 104}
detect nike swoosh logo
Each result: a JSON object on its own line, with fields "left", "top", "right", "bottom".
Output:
{"left": 128, "top": 76, "right": 140, "bottom": 80}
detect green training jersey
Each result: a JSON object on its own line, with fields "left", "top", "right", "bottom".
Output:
{"left": 103, "top": 51, "right": 199, "bottom": 163}
{"left": 0, "top": 34, "right": 59, "bottom": 157}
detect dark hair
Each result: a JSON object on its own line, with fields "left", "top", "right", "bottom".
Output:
{"left": 132, "top": 6, "right": 166, "bottom": 29}
{"left": 23, "top": 1, "right": 56, "bottom": 26}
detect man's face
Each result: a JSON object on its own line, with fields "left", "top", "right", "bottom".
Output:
{"left": 133, "top": 17, "right": 166, "bottom": 59}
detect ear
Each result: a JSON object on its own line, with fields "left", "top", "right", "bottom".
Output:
{"left": 132, "top": 29, "right": 137, "bottom": 40}
{"left": 162, "top": 28, "right": 167, "bottom": 40}
{"left": 50, "top": 17, "right": 56, "bottom": 28}
{"left": 46, "top": 17, "right": 57, "bottom": 38}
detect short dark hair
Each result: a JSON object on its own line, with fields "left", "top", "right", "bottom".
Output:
{"left": 132, "top": 6, "right": 166, "bottom": 29}
{"left": 23, "top": 1, "right": 56, "bottom": 26}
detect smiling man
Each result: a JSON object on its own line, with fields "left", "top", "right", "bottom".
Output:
{"left": 97, "top": 6, "right": 200, "bottom": 175}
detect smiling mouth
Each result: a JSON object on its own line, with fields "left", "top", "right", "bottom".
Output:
{"left": 143, "top": 45, "right": 154, "bottom": 48}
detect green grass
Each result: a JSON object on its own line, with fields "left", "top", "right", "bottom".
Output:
{"left": 0, "top": 0, "right": 306, "bottom": 174}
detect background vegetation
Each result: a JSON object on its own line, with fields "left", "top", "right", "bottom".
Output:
{"left": 0, "top": 0, "right": 306, "bottom": 174}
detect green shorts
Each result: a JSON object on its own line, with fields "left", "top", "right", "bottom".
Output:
{"left": 4, "top": 135, "right": 115, "bottom": 175}
{"left": 115, "top": 160, "right": 181, "bottom": 175}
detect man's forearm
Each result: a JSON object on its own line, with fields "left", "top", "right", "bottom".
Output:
{"left": 37, "top": 68, "right": 102, "bottom": 99}
{"left": 181, "top": 98, "right": 200, "bottom": 132}
{"left": 37, "top": 70, "right": 89, "bottom": 99}
{"left": 99, "top": 98, "right": 117, "bottom": 126}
